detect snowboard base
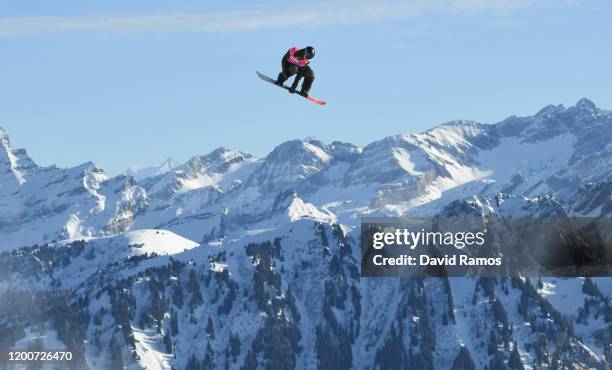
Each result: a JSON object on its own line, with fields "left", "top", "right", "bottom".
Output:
{"left": 256, "top": 71, "right": 326, "bottom": 106}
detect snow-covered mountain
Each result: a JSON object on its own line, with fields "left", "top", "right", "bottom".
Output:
{"left": 0, "top": 99, "right": 610, "bottom": 369}
{"left": 0, "top": 128, "right": 148, "bottom": 249}
{"left": 126, "top": 157, "right": 180, "bottom": 182}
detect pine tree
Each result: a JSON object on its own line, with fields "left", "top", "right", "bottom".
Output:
{"left": 163, "top": 331, "right": 172, "bottom": 354}
{"left": 108, "top": 334, "right": 124, "bottom": 370}
{"left": 374, "top": 325, "right": 405, "bottom": 370}
{"left": 550, "top": 352, "right": 560, "bottom": 370}
{"left": 170, "top": 310, "right": 179, "bottom": 336}
{"left": 451, "top": 346, "right": 476, "bottom": 370}
{"left": 241, "top": 350, "right": 257, "bottom": 370}
{"left": 582, "top": 277, "right": 601, "bottom": 296}
{"left": 186, "top": 353, "right": 201, "bottom": 370}
{"left": 508, "top": 346, "right": 525, "bottom": 370}
{"left": 206, "top": 317, "right": 215, "bottom": 340}
{"left": 172, "top": 281, "right": 184, "bottom": 308}
{"left": 204, "top": 342, "right": 215, "bottom": 370}
{"left": 489, "top": 350, "right": 508, "bottom": 370}
{"left": 188, "top": 269, "right": 203, "bottom": 308}
{"left": 229, "top": 333, "right": 241, "bottom": 362}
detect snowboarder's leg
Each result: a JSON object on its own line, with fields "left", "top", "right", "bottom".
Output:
{"left": 275, "top": 72, "right": 288, "bottom": 86}
{"left": 289, "top": 74, "right": 302, "bottom": 94}
{"left": 277, "top": 63, "right": 297, "bottom": 86}
{"left": 299, "top": 66, "right": 315, "bottom": 97}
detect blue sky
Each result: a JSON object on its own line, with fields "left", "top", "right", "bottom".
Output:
{"left": 1, "top": 0, "right": 611, "bottom": 174}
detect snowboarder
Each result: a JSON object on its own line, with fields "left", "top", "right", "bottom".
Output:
{"left": 275, "top": 46, "right": 315, "bottom": 97}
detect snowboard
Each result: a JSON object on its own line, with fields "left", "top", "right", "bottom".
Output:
{"left": 256, "top": 71, "right": 326, "bottom": 106}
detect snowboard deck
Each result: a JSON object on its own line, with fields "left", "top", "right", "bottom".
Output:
{"left": 256, "top": 71, "right": 326, "bottom": 106}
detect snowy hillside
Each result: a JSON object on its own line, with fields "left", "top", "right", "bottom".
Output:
{"left": 0, "top": 99, "right": 611, "bottom": 369}
{"left": 126, "top": 157, "right": 180, "bottom": 182}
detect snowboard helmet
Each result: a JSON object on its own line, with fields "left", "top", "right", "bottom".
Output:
{"left": 304, "top": 46, "right": 315, "bottom": 59}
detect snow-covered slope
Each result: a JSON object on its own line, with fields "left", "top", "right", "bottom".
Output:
{"left": 0, "top": 99, "right": 611, "bottom": 369}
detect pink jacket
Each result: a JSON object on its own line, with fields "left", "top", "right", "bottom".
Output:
{"left": 287, "top": 47, "right": 309, "bottom": 67}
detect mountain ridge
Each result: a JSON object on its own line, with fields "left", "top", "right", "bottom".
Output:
{"left": 1, "top": 98, "right": 611, "bottom": 251}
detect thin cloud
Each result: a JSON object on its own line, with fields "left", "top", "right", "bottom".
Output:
{"left": 0, "top": 0, "right": 579, "bottom": 38}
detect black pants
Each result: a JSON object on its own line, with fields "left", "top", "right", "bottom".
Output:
{"left": 277, "top": 59, "right": 315, "bottom": 94}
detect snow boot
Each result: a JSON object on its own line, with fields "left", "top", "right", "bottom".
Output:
{"left": 300, "top": 76, "right": 313, "bottom": 97}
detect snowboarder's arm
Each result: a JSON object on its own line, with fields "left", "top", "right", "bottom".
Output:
{"left": 288, "top": 47, "right": 309, "bottom": 67}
